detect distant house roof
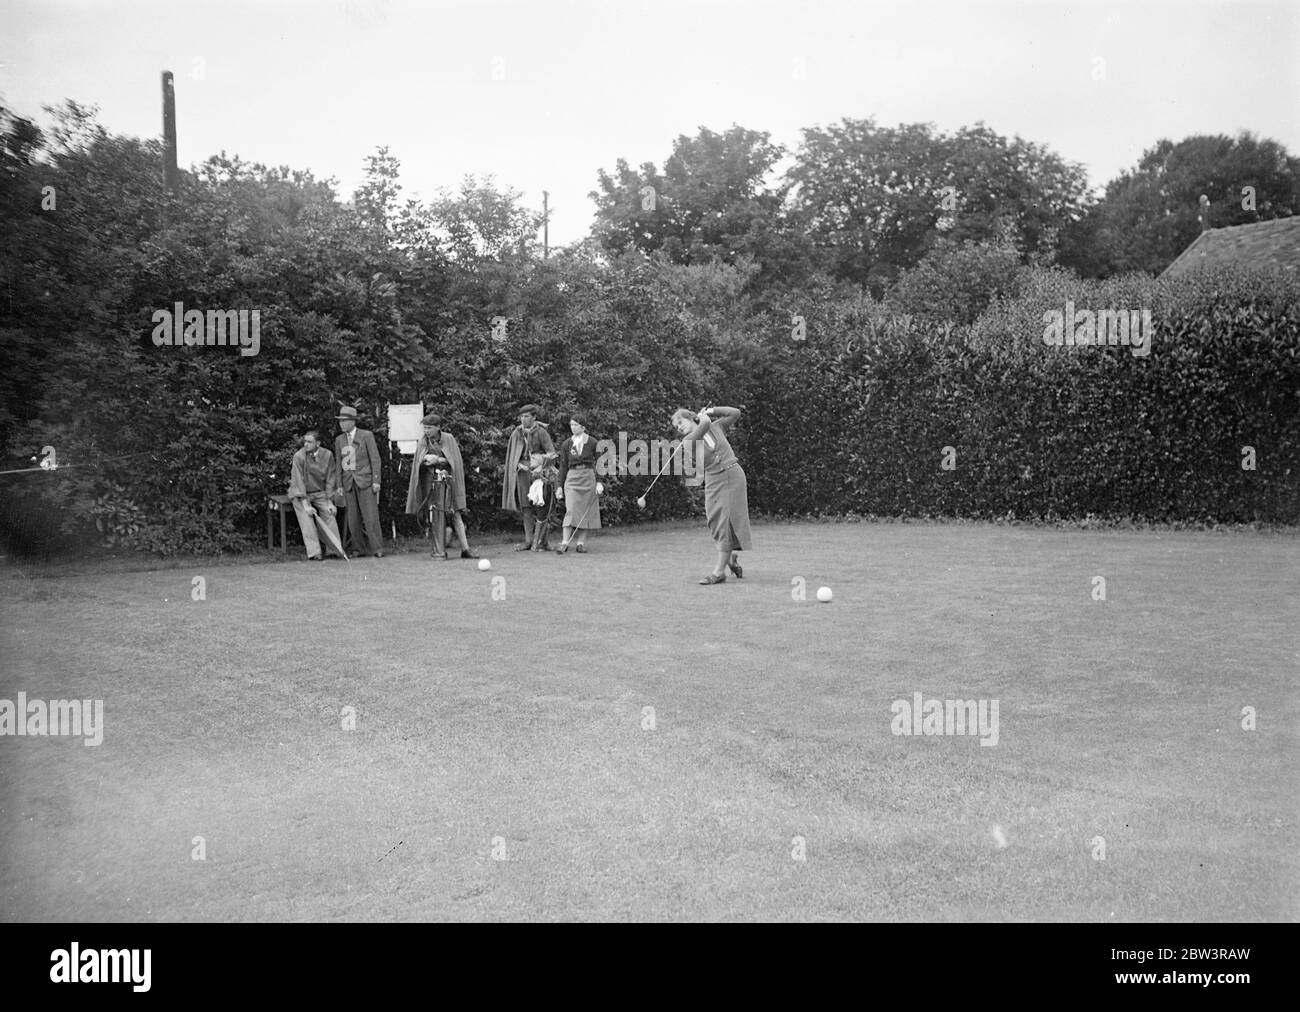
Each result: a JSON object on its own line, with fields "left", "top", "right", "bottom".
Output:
{"left": 1161, "top": 216, "right": 1300, "bottom": 278}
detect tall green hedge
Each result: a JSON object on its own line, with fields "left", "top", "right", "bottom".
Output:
{"left": 736, "top": 264, "right": 1299, "bottom": 523}
{"left": 3, "top": 109, "right": 1296, "bottom": 558}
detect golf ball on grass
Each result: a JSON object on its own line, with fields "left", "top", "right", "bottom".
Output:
{"left": 816, "top": 586, "right": 833, "bottom": 603}
{"left": 478, "top": 559, "right": 491, "bottom": 571}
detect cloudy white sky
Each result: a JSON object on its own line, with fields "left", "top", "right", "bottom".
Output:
{"left": 1, "top": 0, "right": 1297, "bottom": 246}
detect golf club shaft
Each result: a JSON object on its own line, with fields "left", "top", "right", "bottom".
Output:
{"left": 565, "top": 488, "right": 600, "bottom": 532}
{"left": 642, "top": 439, "right": 687, "bottom": 499}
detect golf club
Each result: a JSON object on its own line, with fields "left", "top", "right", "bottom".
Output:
{"left": 556, "top": 480, "right": 605, "bottom": 549}
{"left": 636, "top": 440, "right": 687, "bottom": 509}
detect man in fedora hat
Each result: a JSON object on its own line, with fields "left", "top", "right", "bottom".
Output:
{"left": 404, "top": 413, "right": 480, "bottom": 560}
{"left": 334, "top": 405, "right": 385, "bottom": 558}
{"left": 501, "top": 403, "right": 556, "bottom": 551}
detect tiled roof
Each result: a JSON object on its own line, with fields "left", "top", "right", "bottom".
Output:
{"left": 1161, "top": 216, "right": 1300, "bottom": 278}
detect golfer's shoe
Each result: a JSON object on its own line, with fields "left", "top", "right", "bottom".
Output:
{"left": 575, "top": 544, "right": 587, "bottom": 554}
{"left": 430, "top": 551, "right": 448, "bottom": 560}
{"left": 698, "top": 573, "right": 727, "bottom": 585}
{"left": 728, "top": 555, "right": 743, "bottom": 578}
{"left": 514, "top": 543, "right": 532, "bottom": 552}
{"left": 461, "top": 549, "right": 480, "bottom": 559}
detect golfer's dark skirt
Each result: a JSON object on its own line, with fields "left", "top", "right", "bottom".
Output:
{"left": 705, "top": 463, "right": 752, "bottom": 551}
{"left": 563, "top": 467, "right": 601, "bottom": 529}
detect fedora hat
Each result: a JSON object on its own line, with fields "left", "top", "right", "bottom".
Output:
{"left": 335, "top": 405, "right": 361, "bottom": 422}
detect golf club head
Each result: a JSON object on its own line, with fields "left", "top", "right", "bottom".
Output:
{"left": 636, "top": 496, "right": 646, "bottom": 509}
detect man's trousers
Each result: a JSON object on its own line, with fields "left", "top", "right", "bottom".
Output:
{"left": 342, "top": 483, "right": 383, "bottom": 555}
{"left": 292, "top": 493, "right": 344, "bottom": 559}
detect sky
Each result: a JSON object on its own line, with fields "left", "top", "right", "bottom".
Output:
{"left": 1, "top": 0, "right": 1297, "bottom": 247}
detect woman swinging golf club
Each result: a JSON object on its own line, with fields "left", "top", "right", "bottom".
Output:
{"left": 669, "top": 405, "right": 752, "bottom": 585}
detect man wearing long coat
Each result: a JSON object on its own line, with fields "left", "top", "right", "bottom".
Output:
{"left": 500, "top": 403, "right": 556, "bottom": 551}
{"left": 404, "top": 413, "right": 479, "bottom": 560}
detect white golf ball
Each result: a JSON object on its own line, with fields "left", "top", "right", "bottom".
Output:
{"left": 478, "top": 559, "right": 491, "bottom": 571}
{"left": 816, "top": 586, "right": 833, "bottom": 603}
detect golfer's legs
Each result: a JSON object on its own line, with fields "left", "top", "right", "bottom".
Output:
{"left": 292, "top": 499, "right": 323, "bottom": 558}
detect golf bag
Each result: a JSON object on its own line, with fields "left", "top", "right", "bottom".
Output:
{"left": 419, "top": 468, "right": 454, "bottom": 554}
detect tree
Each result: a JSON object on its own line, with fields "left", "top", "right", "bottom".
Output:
{"left": 887, "top": 238, "right": 1026, "bottom": 327}
{"left": 788, "top": 118, "right": 1088, "bottom": 292}
{"left": 590, "top": 125, "right": 811, "bottom": 291}
{"left": 429, "top": 173, "right": 542, "bottom": 265}
{"left": 1059, "top": 132, "right": 1300, "bottom": 277}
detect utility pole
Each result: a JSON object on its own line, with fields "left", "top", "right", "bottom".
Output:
{"left": 542, "top": 190, "right": 549, "bottom": 259}
{"left": 161, "top": 71, "right": 179, "bottom": 193}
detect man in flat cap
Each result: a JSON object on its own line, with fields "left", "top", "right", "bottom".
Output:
{"left": 404, "top": 413, "right": 479, "bottom": 560}
{"left": 501, "top": 403, "right": 556, "bottom": 551}
{"left": 334, "top": 405, "right": 385, "bottom": 558}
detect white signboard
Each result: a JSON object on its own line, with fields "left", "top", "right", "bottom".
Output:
{"left": 387, "top": 403, "right": 425, "bottom": 455}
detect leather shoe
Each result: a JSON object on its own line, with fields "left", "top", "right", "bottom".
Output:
{"left": 698, "top": 573, "right": 727, "bottom": 585}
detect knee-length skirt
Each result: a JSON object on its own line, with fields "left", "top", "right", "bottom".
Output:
{"left": 563, "top": 467, "right": 601, "bottom": 529}
{"left": 705, "top": 464, "right": 752, "bottom": 551}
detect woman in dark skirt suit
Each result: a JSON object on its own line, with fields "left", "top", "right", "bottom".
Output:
{"left": 671, "top": 405, "right": 752, "bottom": 584}
{"left": 554, "top": 413, "right": 602, "bottom": 554}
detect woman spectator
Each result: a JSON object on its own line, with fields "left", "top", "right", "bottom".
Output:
{"left": 555, "top": 413, "right": 601, "bottom": 554}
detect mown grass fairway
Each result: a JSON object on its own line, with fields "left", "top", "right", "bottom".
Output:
{"left": 1, "top": 521, "right": 1296, "bottom": 921}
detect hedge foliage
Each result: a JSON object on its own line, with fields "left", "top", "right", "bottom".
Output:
{"left": 741, "top": 264, "right": 1299, "bottom": 523}
{"left": 2, "top": 108, "right": 1296, "bottom": 559}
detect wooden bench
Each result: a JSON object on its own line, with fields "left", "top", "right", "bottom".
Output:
{"left": 267, "top": 494, "right": 294, "bottom": 551}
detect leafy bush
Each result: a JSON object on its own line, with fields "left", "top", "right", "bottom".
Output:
{"left": 736, "top": 263, "right": 1300, "bottom": 523}
{"left": 2, "top": 106, "right": 1295, "bottom": 561}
